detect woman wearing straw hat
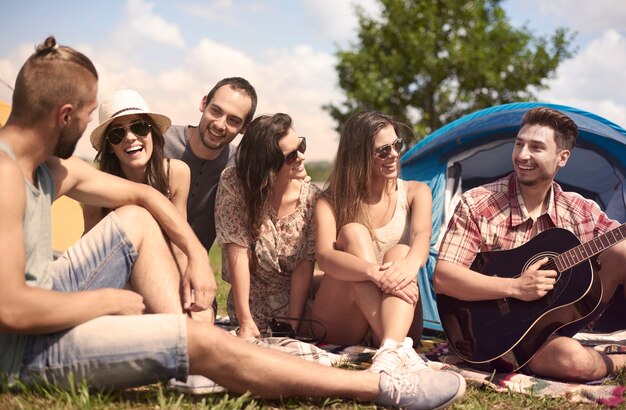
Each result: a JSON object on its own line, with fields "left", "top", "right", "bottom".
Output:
{"left": 83, "top": 89, "right": 190, "bottom": 232}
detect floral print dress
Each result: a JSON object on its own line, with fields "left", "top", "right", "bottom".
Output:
{"left": 216, "top": 167, "right": 320, "bottom": 330}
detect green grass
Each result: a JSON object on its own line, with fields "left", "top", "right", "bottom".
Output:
{"left": 208, "top": 243, "right": 229, "bottom": 317}
{"left": 3, "top": 352, "right": 625, "bottom": 409}
{"left": 2, "top": 378, "right": 619, "bottom": 409}
{"left": 2, "top": 245, "right": 625, "bottom": 408}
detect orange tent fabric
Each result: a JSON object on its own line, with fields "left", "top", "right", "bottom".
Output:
{"left": 0, "top": 99, "right": 10, "bottom": 126}
{"left": 51, "top": 196, "right": 84, "bottom": 253}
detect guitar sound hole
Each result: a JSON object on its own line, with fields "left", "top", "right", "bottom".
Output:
{"left": 525, "top": 252, "right": 560, "bottom": 283}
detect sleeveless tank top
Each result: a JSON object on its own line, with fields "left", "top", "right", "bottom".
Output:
{"left": 373, "top": 179, "right": 411, "bottom": 264}
{"left": 0, "top": 140, "right": 54, "bottom": 383}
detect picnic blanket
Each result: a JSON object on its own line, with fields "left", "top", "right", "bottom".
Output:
{"left": 416, "top": 335, "right": 626, "bottom": 407}
{"left": 197, "top": 325, "right": 626, "bottom": 406}
{"left": 248, "top": 332, "right": 626, "bottom": 407}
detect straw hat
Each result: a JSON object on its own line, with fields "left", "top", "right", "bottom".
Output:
{"left": 90, "top": 89, "right": 171, "bottom": 151}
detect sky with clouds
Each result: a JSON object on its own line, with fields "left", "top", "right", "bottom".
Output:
{"left": 1, "top": 0, "right": 626, "bottom": 162}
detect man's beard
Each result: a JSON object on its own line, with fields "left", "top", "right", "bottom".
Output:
{"left": 54, "top": 120, "right": 82, "bottom": 159}
{"left": 516, "top": 168, "right": 553, "bottom": 187}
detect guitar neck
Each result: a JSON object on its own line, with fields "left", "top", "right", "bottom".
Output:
{"left": 556, "top": 224, "right": 626, "bottom": 271}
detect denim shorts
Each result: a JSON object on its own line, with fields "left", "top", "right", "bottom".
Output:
{"left": 19, "top": 212, "right": 189, "bottom": 389}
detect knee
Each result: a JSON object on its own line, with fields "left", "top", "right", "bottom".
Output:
{"left": 599, "top": 246, "right": 626, "bottom": 282}
{"left": 336, "top": 223, "right": 370, "bottom": 250}
{"left": 383, "top": 244, "right": 410, "bottom": 263}
{"left": 186, "top": 319, "right": 219, "bottom": 361}
{"left": 114, "top": 205, "right": 161, "bottom": 244}
{"left": 114, "top": 205, "right": 154, "bottom": 225}
{"left": 547, "top": 341, "right": 600, "bottom": 381}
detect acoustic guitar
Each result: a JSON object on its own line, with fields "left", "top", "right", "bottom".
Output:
{"left": 437, "top": 224, "right": 626, "bottom": 372}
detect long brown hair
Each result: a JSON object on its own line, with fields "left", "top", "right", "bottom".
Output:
{"left": 235, "top": 113, "right": 293, "bottom": 240}
{"left": 325, "top": 111, "right": 398, "bottom": 239}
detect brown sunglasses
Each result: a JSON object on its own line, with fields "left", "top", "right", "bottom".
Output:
{"left": 284, "top": 137, "right": 306, "bottom": 165}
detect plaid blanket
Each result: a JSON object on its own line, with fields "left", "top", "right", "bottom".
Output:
{"left": 417, "top": 337, "right": 626, "bottom": 407}
{"left": 250, "top": 333, "right": 626, "bottom": 407}
{"left": 189, "top": 326, "right": 626, "bottom": 406}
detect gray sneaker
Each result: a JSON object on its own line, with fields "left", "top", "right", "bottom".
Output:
{"left": 167, "top": 375, "right": 226, "bottom": 394}
{"left": 376, "top": 369, "right": 465, "bottom": 410}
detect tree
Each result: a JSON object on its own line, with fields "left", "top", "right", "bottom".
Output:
{"left": 325, "top": 0, "right": 576, "bottom": 142}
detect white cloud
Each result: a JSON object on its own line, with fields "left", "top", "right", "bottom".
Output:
{"left": 539, "top": 29, "right": 626, "bottom": 127}
{"left": 110, "top": 0, "right": 185, "bottom": 49}
{"left": 181, "top": 0, "right": 235, "bottom": 20}
{"left": 535, "top": 0, "right": 626, "bottom": 34}
{"left": 302, "top": 0, "right": 380, "bottom": 48}
{"left": 68, "top": 34, "right": 343, "bottom": 162}
{"left": 11, "top": 0, "right": 626, "bottom": 165}
{"left": 0, "top": 44, "right": 35, "bottom": 103}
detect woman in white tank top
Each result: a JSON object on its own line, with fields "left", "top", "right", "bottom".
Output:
{"left": 311, "top": 111, "right": 433, "bottom": 373}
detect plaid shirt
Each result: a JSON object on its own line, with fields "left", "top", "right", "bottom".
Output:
{"left": 438, "top": 173, "right": 619, "bottom": 268}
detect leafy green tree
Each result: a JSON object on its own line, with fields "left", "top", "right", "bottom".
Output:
{"left": 326, "top": 0, "right": 576, "bottom": 142}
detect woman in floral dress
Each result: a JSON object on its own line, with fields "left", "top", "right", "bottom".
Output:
{"left": 216, "top": 113, "right": 319, "bottom": 338}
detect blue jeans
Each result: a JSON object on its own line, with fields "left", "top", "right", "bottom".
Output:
{"left": 19, "top": 212, "right": 189, "bottom": 389}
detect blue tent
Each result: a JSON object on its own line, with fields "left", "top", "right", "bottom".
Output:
{"left": 401, "top": 102, "right": 626, "bottom": 331}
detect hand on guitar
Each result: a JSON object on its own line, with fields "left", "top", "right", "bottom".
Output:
{"left": 515, "top": 257, "right": 557, "bottom": 301}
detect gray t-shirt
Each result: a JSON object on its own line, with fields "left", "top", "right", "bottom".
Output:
{"left": 164, "top": 125, "right": 235, "bottom": 249}
{"left": 0, "top": 141, "right": 54, "bottom": 385}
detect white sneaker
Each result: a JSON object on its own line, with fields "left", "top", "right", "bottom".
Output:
{"left": 167, "top": 375, "right": 226, "bottom": 394}
{"left": 370, "top": 339, "right": 403, "bottom": 373}
{"left": 398, "top": 337, "right": 430, "bottom": 372}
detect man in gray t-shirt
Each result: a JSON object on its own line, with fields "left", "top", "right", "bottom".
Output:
{"left": 164, "top": 77, "right": 257, "bottom": 250}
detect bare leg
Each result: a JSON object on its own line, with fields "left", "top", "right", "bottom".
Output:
{"left": 598, "top": 242, "right": 626, "bottom": 304}
{"left": 114, "top": 206, "right": 183, "bottom": 314}
{"left": 312, "top": 223, "right": 416, "bottom": 345}
{"left": 380, "top": 244, "right": 417, "bottom": 342}
{"left": 311, "top": 275, "right": 372, "bottom": 345}
{"left": 187, "top": 320, "right": 381, "bottom": 400}
{"left": 529, "top": 336, "right": 626, "bottom": 381}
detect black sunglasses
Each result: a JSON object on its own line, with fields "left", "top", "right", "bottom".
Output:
{"left": 106, "top": 120, "right": 151, "bottom": 145}
{"left": 284, "top": 137, "right": 306, "bottom": 166}
{"left": 375, "top": 138, "right": 403, "bottom": 159}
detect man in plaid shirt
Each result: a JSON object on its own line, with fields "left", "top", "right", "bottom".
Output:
{"left": 434, "top": 106, "right": 626, "bottom": 382}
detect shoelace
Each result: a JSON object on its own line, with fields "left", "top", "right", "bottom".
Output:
{"left": 399, "top": 346, "right": 430, "bottom": 371}
{"left": 385, "top": 372, "right": 420, "bottom": 405}
{"left": 371, "top": 347, "right": 403, "bottom": 372}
